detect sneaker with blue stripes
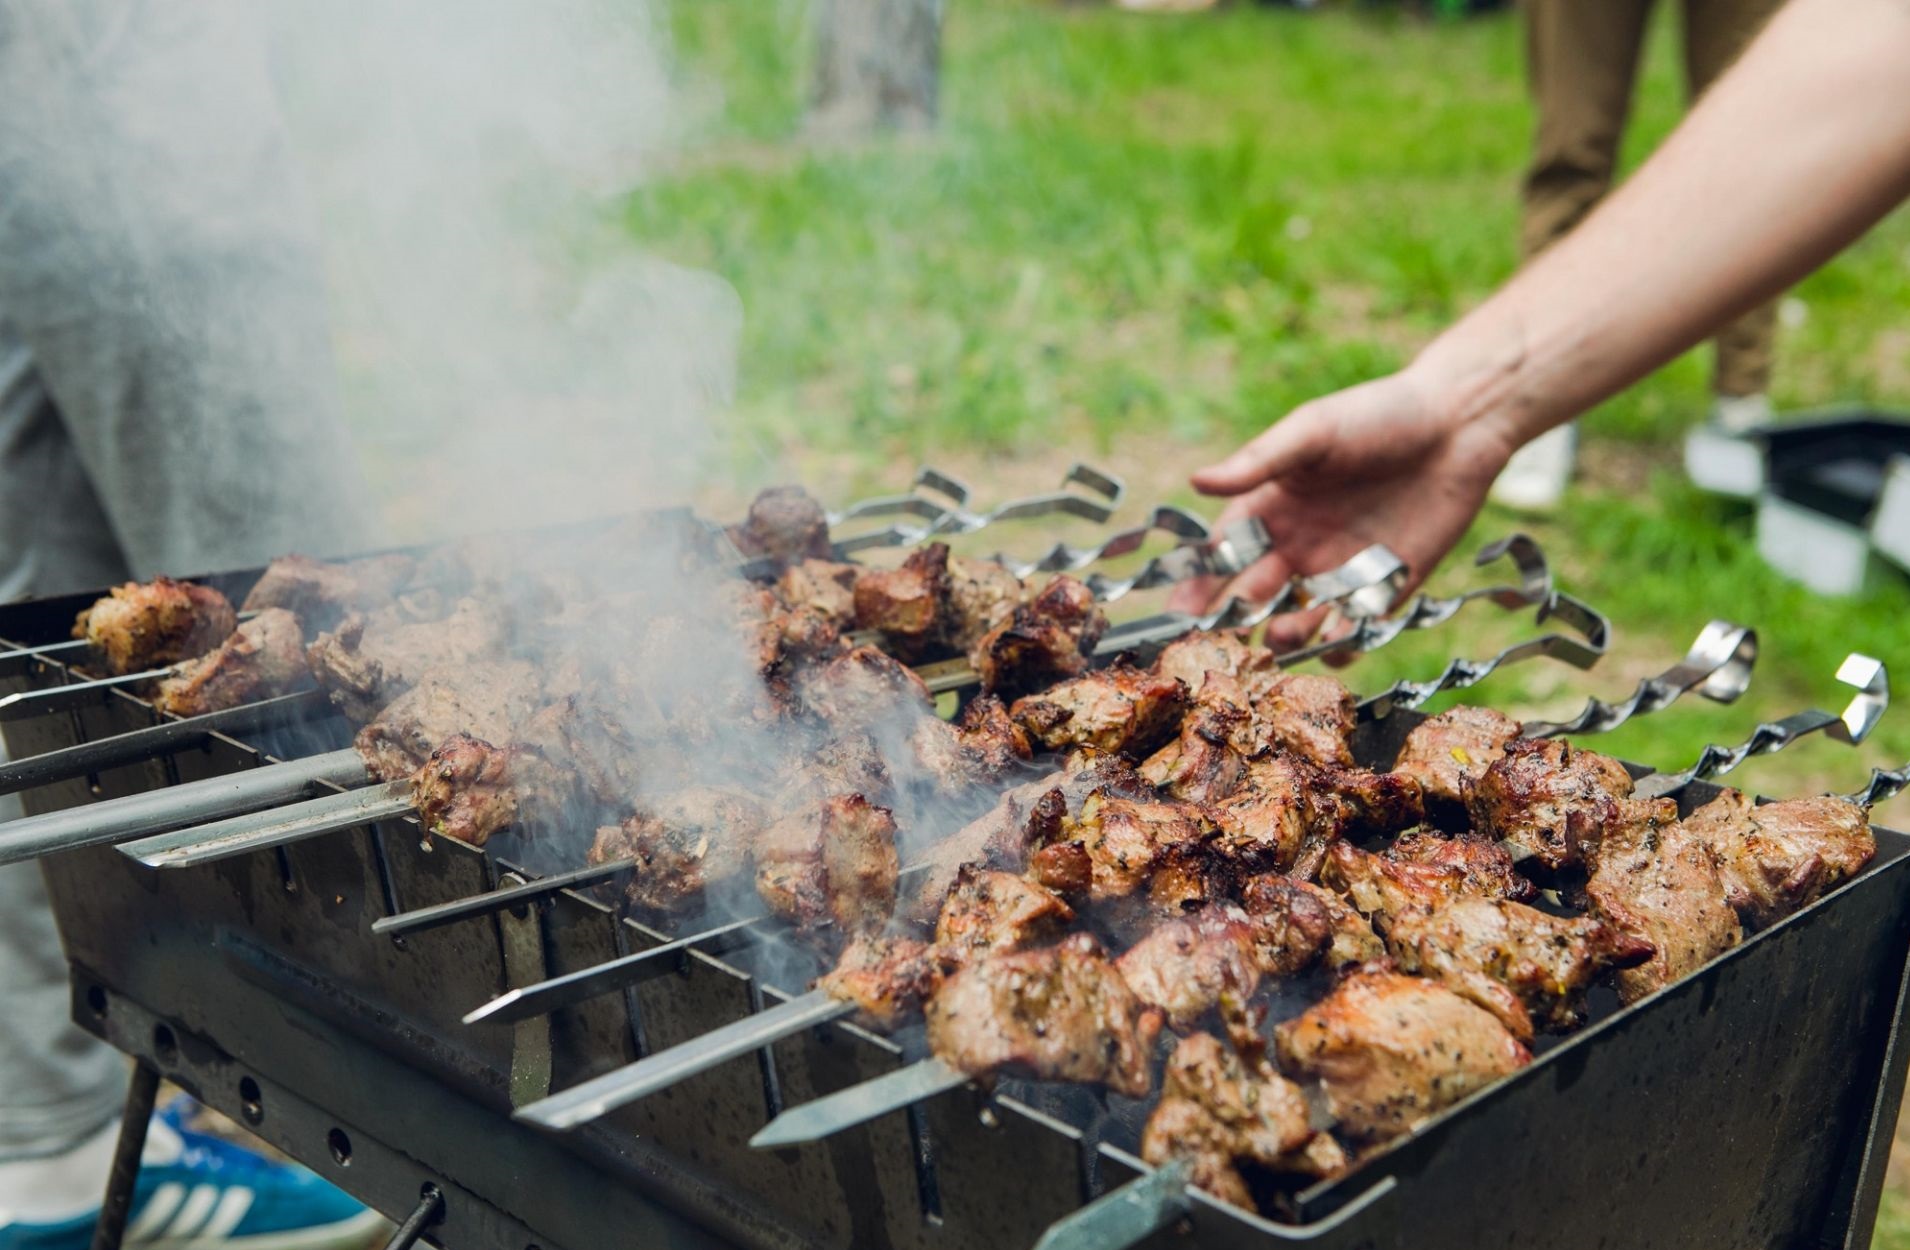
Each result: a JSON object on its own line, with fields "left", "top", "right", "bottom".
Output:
{"left": 0, "top": 1101, "right": 384, "bottom": 1250}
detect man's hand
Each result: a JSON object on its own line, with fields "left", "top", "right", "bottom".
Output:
{"left": 1167, "top": 366, "right": 1516, "bottom": 647}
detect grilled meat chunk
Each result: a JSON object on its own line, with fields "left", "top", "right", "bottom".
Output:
{"left": 1142, "top": 1034, "right": 1346, "bottom": 1210}
{"left": 309, "top": 598, "right": 511, "bottom": 724}
{"left": 818, "top": 935, "right": 941, "bottom": 1032}
{"left": 800, "top": 646, "right": 934, "bottom": 725}
{"left": 409, "top": 733, "right": 576, "bottom": 848}
{"left": 755, "top": 794, "right": 900, "bottom": 943}
{"left": 945, "top": 556, "right": 1028, "bottom": 654}
{"left": 934, "top": 866, "right": 1075, "bottom": 964}
{"left": 782, "top": 732, "right": 895, "bottom": 808}
{"left": 1274, "top": 969, "right": 1532, "bottom": 1143}
{"left": 1207, "top": 755, "right": 1423, "bottom": 881}
{"left": 1251, "top": 673, "right": 1359, "bottom": 767}
{"left": 1241, "top": 874, "right": 1382, "bottom": 971}
{"left": 75, "top": 578, "right": 237, "bottom": 675}
{"left": 854, "top": 543, "right": 952, "bottom": 660}
{"left": 1392, "top": 706, "right": 1523, "bottom": 823}
{"left": 153, "top": 608, "right": 313, "bottom": 716}
{"left": 776, "top": 559, "right": 862, "bottom": 629}
{"left": 1467, "top": 738, "right": 1636, "bottom": 873}
{"left": 925, "top": 932, "right": 1164, "bottom": 1098}
{"left": 352, "top": 660, "right": 546, "bottom": 781}
{"left": 1321, "top": 840, "right": 1533, "bottom": 929}
{"left": 1151, "top": 632, "right": 1277, "bottom": 694}
{"left": 1383, "top": 832, "right": 1537, "bottom": 904}
{"left": 1012, "top": 665, "right": 1189, "bottom": 758}
{"left": 1140, "top": 676, "right": 1250, "bottom": 803}
{"left": 909, "top": 695, "right": 1033, "bottom": 793}
{"left": 727, "top": 485, "right": 832, "bottom": 567}
{"left": 971, "top": 575, "right": 1107, "bottom": 699}
{"left": 511, "top": 695, "right": 641, "bottom": 809}
{"left": 1063, "top": 791, "right": 1215, "bottom": 905}
{"left": 1683, "top": 789, "right": 1876, "bottom": 928}
{"left": 1584, "top": 801, "right": 1742, "bottom": 1004}
{"left": 1383, "top": 895, "right": 1655, "bottom": 1040}
{"left": 590, "top": 788, "right": 768, "bottom": 917}
{"left": 1116, "top": 906, "right": 1265, "bottom": 1030}
{"left": 241, "top": 554, "right": 417, "bottom": 633}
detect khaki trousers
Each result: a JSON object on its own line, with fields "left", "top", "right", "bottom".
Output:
{"left": 1522, "top": 0, "right": 1784, "bottom": 398}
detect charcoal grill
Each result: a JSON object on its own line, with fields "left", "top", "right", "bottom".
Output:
{"left": 2, "top": 498, "right": 1907, "bottom": 1250}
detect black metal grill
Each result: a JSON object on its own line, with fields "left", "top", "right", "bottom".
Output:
{"left": 4, "top": 546, "right": 1908, "bottom": 1250}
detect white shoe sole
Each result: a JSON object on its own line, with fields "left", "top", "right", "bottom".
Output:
{"left": 145, "top": 1208, "right": 391, "bottom": 1250}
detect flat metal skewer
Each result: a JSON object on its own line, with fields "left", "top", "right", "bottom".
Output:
{"left": 1031, "top": 1157, "right": 1194, "bottom": 1250}
{"left": 0, "top": 667, "right": 175, "bottom": 723}
{"left": 372, "top": 858, "right": 637, "bottom": 938}
{"left": 1521, "top": 619, "right": 1756, "bottom": 738}
{"left": 463, "top": 915, "right": 763, "bottom": 1025}
{"left": 121, "top": 781, "right": 414, "bottom": 868}
{"left": 750, "top": 1057, "right": 966, "bottom": 1149}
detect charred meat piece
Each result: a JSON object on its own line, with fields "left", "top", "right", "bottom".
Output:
{"left": 511, "top": 695, "right": 641, "bottom": 809}
{"left": 800, "top": 645, "right": 934, "bottom": 725}
{"left": 925, "top": 932, "right": 1164, "bottom": 1098}
{"left": 1274, "top": 969, "right": 1532, "bottom": 1144}
{"left": 240, "top": 554, "right": 417, "bottom": 633}
{"left": 1140, "top": 676, "right": 1250, "bottom": 803}
{"left": 1151, "top": 632, "right": 1277, "bottom": 695}
{"left": 1584, "top": 800, "right": 1742, "bottom": 1004}
{"left": 817, "top": 935, "right": 941, "bottom": 1033}
{"left": 352, "top": 660, "right": 546, "bottom": 781}
{"left": 409, "top": 733, "right": 578, "bottom": 849}
{"left": 153, "top": 608, "right": 314, "bottom": 716}
{"left": 1467, "top": 738, "right": 1636, "bottom": 873}
{"left": 1383, "top": 831, "right": 1537, "bottom": 904}
{"left": 776, "top": 559, "right": 862, "bottom": 629}
{"left": 1116, "top": 906, "right": 1266, "bottom": 1031}
{"left": 1012, "top": 665, "right": 1189, "bottom": 758}
{"left": 1241, "top": 874, "right": 1382, "bottom": 971}
{"left": 782, "top": 731, "right": 894, "bottom": 809}
{"left": 971, "top": 575, "right": 1107, "bottom": 699}
{"left": 1392, "top": 706, "right": 1523, "bottom": 825}
{"left": 755, "top": 794, "right": 900, "bottom": 943}
{"left": 1683, "top": 789, "right": 1876, "bottom": 928}
{"left": 590, "top": 788, "right": 768, "bottom": 918}
{"left": 727, "top": 485, "right": 833, "bottom": 567}
{"left": 945, "top": 556, "right": 1028, "bottom": 655}
{"left": 853, "top": 543, "right": 952, "bottom": 660}
{"left": 1250, "top": 673, "right": 1359, "bottom": 767}
{"left": 934, "top": 866, "right": 1075, "bottom": 964}
{"left": 308, "top": 598, "right": 511, "bottom": 724}
{"left": 1384, "top": 896, "right": 1655, "bottom": 1040}
{"left": 908, "top": 695, "right": 1033, "bottom": 793}
{"left": 74, "top": 578, "right": 237, "bottom": 675}
{"left": 1207, "top": 755, "right": 1422, "bottom": 881}
{"left": 1062, "top": 791, "right": 1215, "bottom": 905}
{"left": 1142, "top": 1034, "right": 1346, "bottom": 1210}
{"left": 1321, "top": 841, "right": 1533, "bottom": 930}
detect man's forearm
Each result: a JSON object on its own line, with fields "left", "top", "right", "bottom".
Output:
{"left": 1414, "top": 0, "right": 1910, "bottom": 445}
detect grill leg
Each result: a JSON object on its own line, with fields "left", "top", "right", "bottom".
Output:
{"left": 90, "top": 1061, "right": 161, "bottom": 1250}
{"left": 382, "top": 1184, "right": 444, "bottom": 1250}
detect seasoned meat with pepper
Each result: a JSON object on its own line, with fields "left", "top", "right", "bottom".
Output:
{"left": 1240, "top": 874, "right": 1382, "bottom": 971}
{"left": 510, "top": 695, "right": 642, "bottom": 809}
{"left": 1391, "top": 706, "right": 1524, "bottom": 823}
{"left": 945, "top": 556, "right": 1028, "bottom": 654}
{"left": 1384, "top": 895, "right": 1655, "bottom": 1040}
{"left": 1321, "top": 840, "right": 1534, "bottom": 929}
{"left": 1384, "top": 831, "right": 1537, "bottom": 904}
{"left": 853, "top": 543, "right": 952, "bottom": 660}
{"left": 1208, "top": 755, "right": 1422, "bottom": 880}
{"left": 934, "top": 866, "right": 1075, "bottom": 964}
{"left": 1151, "top": 631, "right": 1278, "bottom": 695}
{"left": 1142, "top": 1034, "right": 1346, "bottom": 1210}
{"left": 800, "top": 645, "right": 934, "bottom": 725}
{"left": 589, "top": 788, "right": 768, "bottom": 918}
{"left": 1012, "top": 665, "right": 1189, "bottom": 758}
{"left": 153, "top": 608, "right": 314, "bottom": 716}
{"left": 409, "top": 733, "right": 578, "bottom": 848}
{"left": 782, "top": 731, "right": 895, "bottom": 808}
{"left": 1251, "top": 672, "right": 1359, "bottom": 767}
{"left": 817, "top": 935, "right": 941, "bottom": 1032}
{"left": 308, "top": 598, "right": 511, "bottom": 723}
{"left": 971, "top": 575, "right": 1107, "bottom": 699}
{"left": 241, "top": 553, "right": 417, "bottom": 633}
{"left": 1140, "top": 676, "right": 1251, "bottom": 802}
{"left": 1584, "top": 800, "right": 1742, "bottom": 1004}
{"left": 926, "top": 932, "right": 1164, "bottom": 1098}
{"left": 1116, "top": 906, "right": 1266, "bottom": 1030}
{"left": 1063, "top": 791, "right": 1215, "bottom": 904}
{"left": 1683, "top": 789, "right": 1876, "bottom": 928}
{"left": 1274, "top": 969, "right": 1531, "bottom": 1144}
{"left": 755, "top": 794, "right": 900, "bottom": 943}
{"left": 727, "top": 485, "right": 833, "bottom": 567}
{"left": 776, "top": 558, "right": 862, "bottom": 629}
{"left": 352, "top": 660, "right": 546, "bottom": 781}
{"left": 909, "top": 695, "right": 1033, "bottom": 793}
{"left": 1467, "top": 738, "right": 1636, "bottom": 873}
{"left": 74, "top": 577, "right": 237, "bottom": 675}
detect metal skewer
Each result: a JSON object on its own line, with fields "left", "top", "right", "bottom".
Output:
{"left": 1030, "top": 1157, "right": 1194, "bottom": 1250}
{"left": 750, "top": 1058, "right": 966, "bottom": 1149}
{"left": 371, "top": 858, "right": 637, "bottom": 938}
{"left": 1520, "top": 619, "right": 1756, "bottom": 738}
{"left": 0, "top": 666, "right": 177, "bottom": 723}
{"left": 463, "top": 916, "right": 763, "bottom": 1025}
{"left": 124, "top": 781, "right": 413, "bottom": 868}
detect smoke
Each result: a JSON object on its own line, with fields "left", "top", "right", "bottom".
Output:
{"left": 258, "top": 0, "right": 742, "bottom": 540}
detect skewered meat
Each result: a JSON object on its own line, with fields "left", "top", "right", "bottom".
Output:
{"left": 589, "top": 788, "right": 768, "bottom": 918}
{"left": 945, "top": 556, "right": 1028, "bottom": 654}
{"left": 1012, "top": 665, "right": 1189, "bottom": 758}
{"left": 1141, "top": 1034, "right": 1346, "bottom": 1210}
{"left": 409, "top": 733, "right": 579, "bottom": 849}
{"left": 240, "top": 553, "right": 417, "bottom": 632}
{"left": 933, "top": 866, "right": 1075, "bottom": 964}
{"left": 799, "top": 646, "right": 933, "bottom": 725}
{"left": 1584, "top": 800, "right": 1742, "bottom": 1004}
{"left": 1028, "top": 840, "right": 1094, "bottom": 898}
{"left": 1116, "top": 906, "right": 1266, "bottom": 1031}
{"left": 1321, "top": 841, "right": 1533, "bottom": 929}
{"left": 1208, "top": 755, "right": 1423, "bottom": 881}
{"left": 1274, "top": 969, "right": 1532, "bottom": 1144}
{"left": 1062, "top": 791, "right": 1216, "bottom": 905}
{"left": 1252, "top": 673, "right": 1359, "bottom": 767}
{"left": 1392, "top": 705, "right": 1523, "bottom": 824}
{"left": 1383, "top": 895, "right": 1655, "bottom": 1040}
{"left": 908, "top": 695, "right": 1033, "bottom": 793}
{"left": 1240, "top": 874, "right": 1383, "bottom": 971}
{"left": 971, "top": 575, "right": 1107, "bottom": 699}
{"left": 308, "top": 598, "right": 512, "bottom": 724}
{"left": 153, "top": 608, "right": 313, "bottom": 716}
{"left": 782, "top": 732, "right": 894, "bottom": 808}
{"left": 755, "top": 794, "right": 900, "bottom": 943}
{"left": 853, "top": 544, "right": 951, "bottom": 660}
{"left": 776, "top": 559, "right": 862, "bottom": 629}
{"left": 1683, "top": 789, "right": 1876, "bottom": 928}
{"left": 510, "top": 695, "right": 642, "bottom": 809}
{"left": 817, "top": 936, "right": 941, "bottom": 1032}
{"left": 925, "top": 932, "right": 1164, "bottom": 1098}
{"left": 1140, "top": 676, "right": 1250, "bottom": 802}
{"left": 1382, "top": 831, "right": 1537, "bottom": 904}
{"left": 352, "top": 660, "right": 547, "bottom": 781}
{"left": 726, "top": 485, "right": 832, "bottom": 567}
{"left": 1151, "top": 632, "right": 1277, "bottom": 694}
{"left": 1467, "top": 738, "right": 1637, "bottom": 873}
{"left": 74, "top": 577, "right": 237, "bottom": 675}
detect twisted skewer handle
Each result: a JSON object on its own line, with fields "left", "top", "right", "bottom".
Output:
{"left": 1845, "top": 763, "right": 1910, "bottom": 809}
{"left": 831, "top": 463, "right": 1124, "bottom": 554}
{"left": 1521, "top": 620, "right": 1757, "bottom": 738}
{"left": 1356, "top": 590, "right": 1611, "bottom": 721}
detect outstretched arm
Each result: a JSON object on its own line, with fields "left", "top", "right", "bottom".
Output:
{"left": 1173, "top": 0, "right": 1910, "bottom": 630}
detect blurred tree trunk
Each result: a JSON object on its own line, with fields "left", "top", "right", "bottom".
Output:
{"left": 806, "top": 0, "right": 943, "bottom": 138}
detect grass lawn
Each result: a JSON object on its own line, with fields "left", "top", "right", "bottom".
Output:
{"left": 623, "top": 0, "right": 1910, "bottom": 1240}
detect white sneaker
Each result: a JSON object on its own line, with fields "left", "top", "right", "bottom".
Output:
{"left": 1489, "top": 424, "right": 1576, "bottom": 511}
{"left": 1709, "top": 393, "right": 1773, "bottom": 435}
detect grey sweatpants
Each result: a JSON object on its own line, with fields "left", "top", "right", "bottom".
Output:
{"left": 0, "top": 1, "right": 370, "bottom": 1161}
